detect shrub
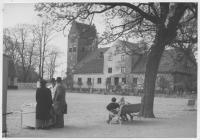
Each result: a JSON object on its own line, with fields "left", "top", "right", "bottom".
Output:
{"left": 77, "top": 81, "right": 83, "bottom": 89}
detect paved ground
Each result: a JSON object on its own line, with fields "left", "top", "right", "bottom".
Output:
{"left": 3, "top": 89, "right": 197, "bottom": 138}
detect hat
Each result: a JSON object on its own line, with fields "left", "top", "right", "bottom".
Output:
{"left": 56, "top": 77, "right": 62, "bottom": 82}
{"left": 40, "top": 80, "right": 46, "bottom": 86}
{"left": 111, "top": 97, "right": 116, "bottom": 102}
{"left": 50, "top": 78, "right": 56, "bottom": 83}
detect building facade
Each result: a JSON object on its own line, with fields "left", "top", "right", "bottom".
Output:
{"left": 67, "top": 22, "right": 196, "bottom": 91}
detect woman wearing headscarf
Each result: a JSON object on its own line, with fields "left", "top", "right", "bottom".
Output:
{"left": 36, "top": 80, "right": 53, "bottom": 129}
{"left": 118, "top": 96, "right": 133, "bottom": 121}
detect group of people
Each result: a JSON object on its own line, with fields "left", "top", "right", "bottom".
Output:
{"left": 36, "top": 77, "right": 67, "bottom": 130}
{"left": 106, "top": 96, "right": 134, "bottom": 123}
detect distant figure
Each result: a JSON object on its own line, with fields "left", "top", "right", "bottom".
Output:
{"left": 53, "top": 77, "right": 67, "bottom": 128}
{"left": 106, "top": 97, "right": 120, "bottom": 123}
{"left": 36, "top": 80, "right": 53, "bottom": 130}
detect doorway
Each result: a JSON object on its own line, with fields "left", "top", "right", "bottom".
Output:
{"left": 114, "top": 77, "right": 119, "bottom": 85}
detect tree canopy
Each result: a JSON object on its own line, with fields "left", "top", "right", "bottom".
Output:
{"left": 35, "top": 2, "right": 197, "bottom": 118}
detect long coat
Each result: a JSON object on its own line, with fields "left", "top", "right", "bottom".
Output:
{"left": 36, "top": 87, "right": 53, "bottom": 120}
{"left": 53, "top": 84, "right": 67, "bottom": 115}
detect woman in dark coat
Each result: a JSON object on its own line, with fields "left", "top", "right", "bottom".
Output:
{"left": 36, "top": 80, "right": 53, "bottom": 129}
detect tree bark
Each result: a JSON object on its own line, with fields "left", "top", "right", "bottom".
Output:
{"left": 141, "top": 28, "right": 166, "bottom": 118}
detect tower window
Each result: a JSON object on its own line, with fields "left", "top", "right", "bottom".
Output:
{"left": 73, "top": 47, "right": 76, "bottom": 52}
{"left": 69, "top": 48, "right": 72, "bottom": 53}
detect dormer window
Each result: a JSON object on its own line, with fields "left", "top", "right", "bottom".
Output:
{"left": 99, "top": 52, "right": 103, "bottom": 58}
{"left": 108, "top": 56, "right": 112, "bottom": 61}
{"left": 121, "top": 55, "right": 125, "bottom": 61}
{"left": 116, "top": 47, "right": 119, "bottom": 51}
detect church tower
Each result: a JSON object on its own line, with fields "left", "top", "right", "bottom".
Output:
{"left": 67, "top": 21, "right": 98, "bottom": 73}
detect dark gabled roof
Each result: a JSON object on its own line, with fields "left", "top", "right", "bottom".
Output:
{"left": 74, "top": 21, "right": 97, "bottom": 38}
{"left": 131, "top": 49, "right": 195, "bottom": 74}
{"left": 74, "top": 47, "right": 109, "bottom": 70}
{"left": 8, "top": 60, "right": 18, "bottom": 77}
{"left": 73, "top": 59, "right": 104, "bottom": 74}
{"left": 114, "top": 39, "right": 141, "bottom": 52}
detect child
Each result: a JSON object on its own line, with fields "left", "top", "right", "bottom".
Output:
{"left": 106, "top": 97, "right": 120, "bottom": 123}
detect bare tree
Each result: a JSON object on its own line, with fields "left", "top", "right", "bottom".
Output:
{"left": 3, "top": 24, "right": 39, "bottom": 82}
{"left": 3, "top": 28, "right": 20, "bottom": 65}
{"left": 35, "top": 15, "right": 58, "bottom": 79}
{"left": 35, "top": 2, "right": 197, "bottom": 118}
{"left": 46, "top": 46, "right": 63, "bottom": 79}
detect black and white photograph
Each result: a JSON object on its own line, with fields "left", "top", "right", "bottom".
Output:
{"left": 1, "top": 0, "right": 198, "bottom": 138}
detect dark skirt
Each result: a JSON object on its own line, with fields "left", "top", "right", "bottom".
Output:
{"left": 56, "top": 115, "right": 64, "bottom": 127}
{"left": 36, "top": 104, "right": 51, "bottom": 120}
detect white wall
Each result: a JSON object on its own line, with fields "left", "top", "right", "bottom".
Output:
{"left": 73, "top": 74, "right": 106, "bottom": 89}
{"left": 103, "top": 41, "right": 132, "bottom": 84}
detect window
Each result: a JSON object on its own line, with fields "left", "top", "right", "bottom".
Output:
{"left": 73, "top": 46, "right": 76, "bottom": 52}
{"left": 108, "top": 56, "right": 112, "bottom": 61}
{"left": 78, "top": 78, "right": 82, "bottom": 83}
{"left": 87, "top": 78, "right": 91, "bottom": 83}
{"left": 122, "top": 78, "right": 126, "bottom": 84}
{"left": 97, "top": 78, "right": 101, "bottom": 84}
{"left": 69, "top": 48, "right": 72, "bottom": 53}
{"left": 116, "top": 47, "right": 119, "bottom": 51}
{"left": 108, "top": 68, "right": 112, "bottom": 73}
{"left": 107, "top": 78, "right": 111, "bottom": 84}
{"left": 82, "top": 47, "right": 85, "bottom": 52}
{"left": 121, "top": 55, "right": 125, "bottom": 61}
{"left": 99, "top": 52, "right": 104, "bottom": 58}
{"left": 133, "top": 78, "right": 137, "bottom": 85}
{"left": 121, "top": 67, "right": 125, "bottom": 73}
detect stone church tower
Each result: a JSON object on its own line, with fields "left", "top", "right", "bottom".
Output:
{"left": 67, "top": 21, "right": 98, "bottom": 73}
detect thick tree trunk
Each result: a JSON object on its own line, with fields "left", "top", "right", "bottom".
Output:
{"left": 141, "top": 29, "right": 166, "bottom": 118}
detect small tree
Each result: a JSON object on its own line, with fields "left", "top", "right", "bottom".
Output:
{"left": 157, "top": 76, "right": 170, "bottom": 93}
{"left": 87, "top": 81, "right": 92, "bottom": 92}
{"left": 105, "top": 78, "right": 111, "bottom": 90}
{"left": 77, "top": 81, "right": 83, "bottom": 91}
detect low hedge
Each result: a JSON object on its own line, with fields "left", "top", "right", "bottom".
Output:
{"left": 8, "top": 85, "right": 18, "bottom": 89}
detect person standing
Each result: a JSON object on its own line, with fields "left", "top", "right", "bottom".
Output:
{"left": 48, "top": 78, "right": 56, "bottom": 99}
{"left": 36, "top": 80, "right": 53, "bottom": 129}
{"left": 48, "top": 78, "right": 57, "bottom": 126}
{"left": 53, "top": 77, "right": 67, "bottom": 128}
